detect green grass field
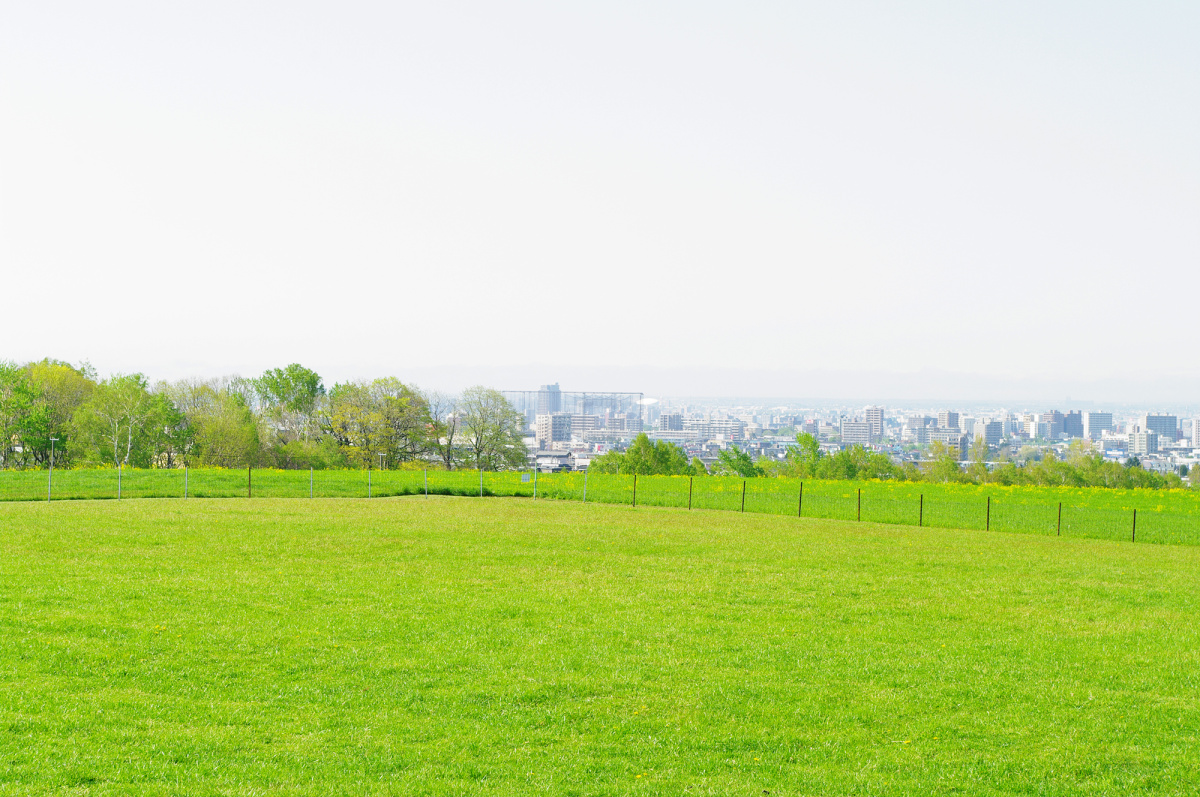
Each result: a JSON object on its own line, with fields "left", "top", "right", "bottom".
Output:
{"left": 2, "top": 497, "right": 1199, "bottom": 794}
{"left": 6, "top": 467, "right": 1200, "bottom": 546}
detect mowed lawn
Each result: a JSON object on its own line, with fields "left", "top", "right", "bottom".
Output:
{"left": 1, "top": 499, "right": 1198, "bottom": 796}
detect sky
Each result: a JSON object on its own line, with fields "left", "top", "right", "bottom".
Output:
{"left": 2, "top": 2, "right": 1197, "bottom": 402}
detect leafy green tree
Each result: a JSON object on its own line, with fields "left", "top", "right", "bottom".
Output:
{"left": 459, "top": 386, "right": 526, "bottom": 471}
{"left": 23, "top": 360, "right": 96, "bottom": 467}
{"left": 0, "top": 362, "right": 38, "bottom": 468}
{"left": 254, "top": 364, "right": 325, "bottom": 451}
{"left": 70, "top": 374, "right": 156, "bottom": 466}
{"left": 967, "top": 435, "right": 990, "bottom": 482}
{"left": 713, "top": 446, "right": 763, "bottom": 477}
{"left": 158, "top": 379, "right": 262, "bottom": 467}
{"left": 424, "top": 391, "right": 461, "bottom": 470}
{"left": 588, "top": 433, "right": 692, "bottom": 475}
{"left": 321, "top": 378, "right": 432, "bottom": 468}
{"left": 780, "top": 432, "right": 821, "bottom": 477}
{"left": 924, "top": 440, "right": 962, "bottom": 483}
{"left": 254, "top": 364, "right": 324, "bottom": 415}
{"left": 322, "top": 382, "right": 388, "bottom": 468}
{"left": 690, "top": 456, "right": 708, "bottom": 476}
{"left": 374, "top": 378, "right": 432, "bottom": 464}
{"left": 192, "top": 389, "right": 260, "bottom": 467}
{"left": 143, "top": 393, "right": 195, "bottom": 468}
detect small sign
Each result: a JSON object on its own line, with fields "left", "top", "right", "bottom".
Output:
{"left": 521, "top": 474, "right": 531, "bottom": 483}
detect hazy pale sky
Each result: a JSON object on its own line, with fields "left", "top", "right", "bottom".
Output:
{"left": 2, "top": 2, "right": 1197, "bottom": 400}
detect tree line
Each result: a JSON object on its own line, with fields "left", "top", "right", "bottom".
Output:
{"left": 590, "top": 432, "right": 1193, "bottom": 490}
{"left": 0, "top": 361, "right": 526, "bottom": 470}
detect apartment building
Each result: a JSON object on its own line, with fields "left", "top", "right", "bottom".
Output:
{"left": 1083, "top": 411, "right": 1113, "bottom": 440}
{"left": 928, "top": 428, "right": 968, "bottom": 459}
{"left": 841, "top": 420, "right": 873, "bottom": 447}
{"left": 535, "top": 412, "right": 572, "bottom": 447}
{"left": 1129, "top": 431, "right": 1160, "bottom": 456}
{"left": 1142, "top": 414, "right": 1178, "bottom": 442}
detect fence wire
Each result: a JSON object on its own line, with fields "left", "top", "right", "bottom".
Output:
{"left": 4, "top": 468, "right": 1199, "bottom": 547}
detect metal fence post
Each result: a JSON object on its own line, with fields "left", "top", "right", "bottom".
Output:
{"left": 688, "top": 476, "right": 693, "bottom": 510}
{"left": 986, "top": 496, "right": 991, "bottom": 531}
{"left": 1132, "top": 509, "right": 1137, "bottom": 542}
{"left": 919, "top": 494, "right": 923, "bottom": 527}
{"left": 798, "top": 481, "right": 803, "bottom": 517}
{"left": 857, "top": 488, "right": 861, "bottom": 522}
{"left": 632, "top": 474, "right": 637, "bottom": 507}
{"left": 1057, "top": 502, "right": 1062, "bottom": 535}
{"left": 741, "top": 480, "right": 746, "bottom": 512}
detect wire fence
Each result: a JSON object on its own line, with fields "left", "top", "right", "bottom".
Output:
{"left": 3, "top": 467, "right": 1199, "bottom": 547}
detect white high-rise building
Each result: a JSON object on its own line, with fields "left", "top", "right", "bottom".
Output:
{"left": 864, "top": 406, "right": 885, "bottom": 440}
{"left": 973, "top": 420, "right": 1003, "bottom": 447}
{"left": 1129, "top": 431, "right": 1159, "bottom": 456}
{"left": 938, "top": 410, "right": 959, "bottom": 429}
{"left": 535, "top": 413, "right": 572, "bottom": 447}
{"left": 841, "top": 420, "right": 873, "bottom": 446}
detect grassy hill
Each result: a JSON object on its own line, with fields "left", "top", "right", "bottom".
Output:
{"left": 2, "top": 497, "right": 1198, "bottom": 794}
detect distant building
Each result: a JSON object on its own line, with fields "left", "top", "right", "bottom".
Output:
{"left": 928, "top": 428, "right": 968, "bottom": 459}
{"left": 841, "top": 420, "right": 873, "bottom": 447}
{"left": 1129, "top": 431, "right": 1159, "bottom": 456}
{"left": 537, "top": 383, "right": 562, "bottom": 415}
{"left": 1083, "top": 411, "right": 1113, "bottom": 441}
{"left": 1142, "top": 414, "right": 1178, "bottom": 442}
{"left": 1041, "top": 411, "right": 1064, "bottom": 439}
{"left": 682, "top": 418, "right": 744, "bottom": 441}
{"left": 937, "top": 411, "right": 959, "bottom": 430}
{"left": 974, "top": 420, "right": 1003, "bottom": 448}
{"left": 606, "top": 413, "right": 644, "bottom": 434}
{"left": 571, "top": 414, "right": 599, "bottom": 437}
{"left": 659, "top": 412, "right": 683, "bottom": 431}
{"left": 708, "top": 418, "right": 744, "bottom": 440}
{"left": 1191, "top": 419, "right": 1200, "bottom": 447}
{"left": 535, "top": 413, "right": 572, "bottom": 447}
{"left": 1063, "top": 411, "right": 1083, "bottom": 439}
{"left": 864, "top": 406, "right": 885, "bottom": 439}
{"left": 903, "top": 416, "right": 933, "bottom": 443}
